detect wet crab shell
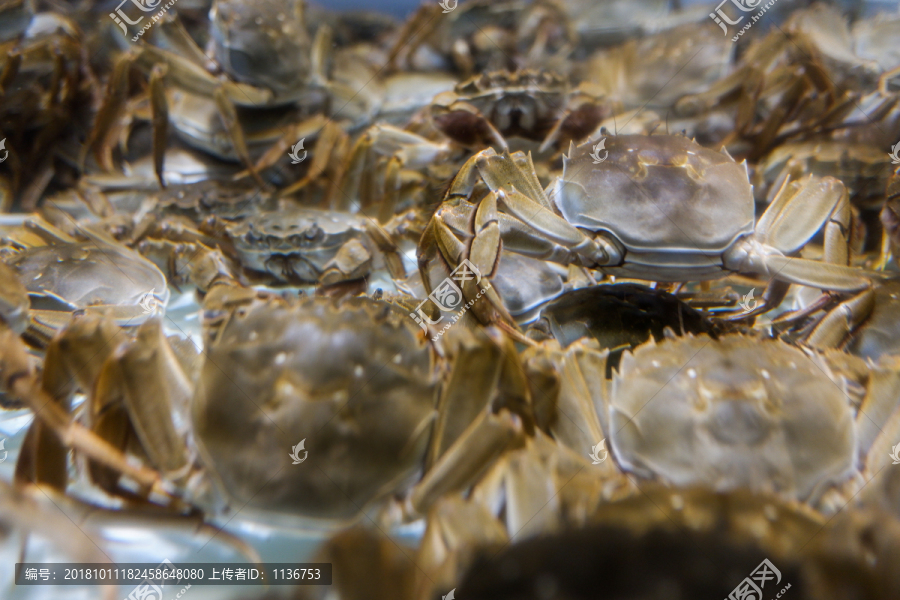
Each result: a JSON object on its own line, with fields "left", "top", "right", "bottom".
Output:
{"left": 225, "top": 209, "right": 377, "bottom": 283}
{"left": 192, "top": 296, "right": 438, "bottom": 520}
{"left": 607, "top": 334, "right": 856, "bottom": 500}
{"left": 209, "top": 0, "right": 313, "bottom": 100}
{"left": 553, "top": 135, "right": 755, "bottom": 280}
{"left": 6, "top": 241, "right": 170, "bottom": 323}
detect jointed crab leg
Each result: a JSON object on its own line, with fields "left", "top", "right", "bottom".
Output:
{"left": 724, "top": 175, "right": 872, "bottom": 293}
{"left": 81, "top": 52, "right": 132, "bottom": 171}
{"left": 212, "top": 88, "right": 268, "bottom": 189}
{"left": 148, "top": 63, "right": 169, "bottom": 189}
{"left": 0, "top": 324, "right": 176, "bottom": 501}
{"left": 409, "top": 409, "right": 526, "bottom": 516}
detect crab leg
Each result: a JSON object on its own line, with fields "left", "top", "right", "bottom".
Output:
{"left": 0, "top": 324, "right": 175, "bottom": 501}
{"left": 212, "top": 88, "right": 268, "bottom": 189}
{"left": 409, "top": 409, "right": 526, "bottom": 516}
{"left": 430, "top": 194, "right": 514, "bottom": 325}
{"left": 497, "top": 187, "right": 619, "bottom": 266}
{"left": 237, "top": 114, "right": 329, "bottom": 180}
{"left": 148, "top": 63, "right": 169, "bottom": 189}
{"left": 725, "top": 175, "right": 873, "bottom": 292}
{"left": 805, "top": 287, "right": 876, "bottom": 349}
{"left": 81, "top": 52, "right": 133, "bottom": 171}
{"left": 134, "top": 45, "right": 272, "bottom": 105}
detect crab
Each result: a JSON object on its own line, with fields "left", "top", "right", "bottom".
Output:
{"left": 386, "top": 0, "right": 576, "bottom": 78}
{"left": 86, "top": 0, "right": 376, "bottom": 188}
{"left": 212, "top": 206, "right": 406, "bottom": 286}
{"left": 193, "top": 294, "right": 541, "bottom": 521}
{"left": 674, "top": 5, "right": 900, "bottom": 160}
{"left": 525, "top": 283, "right": 726, "bottom": 371}
{"left": 4, "top": 291, "right": 541, "bottom": 526}
{"left": 47, "top": 177, "right": 407, "bottom": 291}
{"left": 428, "top": 70, "right": 613, "bottom": 152}
{"left": 336, "top": 69, "right": 609, "bottom": 230}
{"left": 446, "top": 487, "right": 900, "bottom": 600}
{"left": 307, "top": 461, "right": 900, "bottom": 600}
{"left": 0, "top": 5, "right": 88, "bottom": 208}
{"left": 519, "top": 329, "right": 900, "bottom": 519}
{"left": 601, "top": 334, "right": 858, "bottom": 501}
{"left": 419, "top": 134, "right": 875, "bottom": 326}
{"left": 0, "top": 215, "right": 170, "bottom": 339}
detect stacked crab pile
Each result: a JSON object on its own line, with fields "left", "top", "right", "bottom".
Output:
{"left": 2, "top": 1, "right": 900, "bottom": 599}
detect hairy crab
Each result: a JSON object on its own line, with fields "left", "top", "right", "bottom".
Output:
{"left": 419, "top": 134, "right": 874, "bottom": 325}
{"left": 4, "top": 292, "right": 537, "bottom": 526}
{"left": 523, "top": 330, "right": 900, "bottom": 517}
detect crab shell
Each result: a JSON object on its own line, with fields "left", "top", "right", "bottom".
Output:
{"left": 192, "top": 296, "right": 437, "bottom": 519}
{"left": 6, "top": 239, "right": 170, "bottom": 325}
{"left": 554, "top": 134, "right": 754, "bottom": 281}
{"left": 209, "top": 0, "right": 313, "bottom": 101}
{"left": 607, "top": 334, "right": 856, "bottom": 500}
{"left": 225, "top": 209, "right": 378, "bottom": 284}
